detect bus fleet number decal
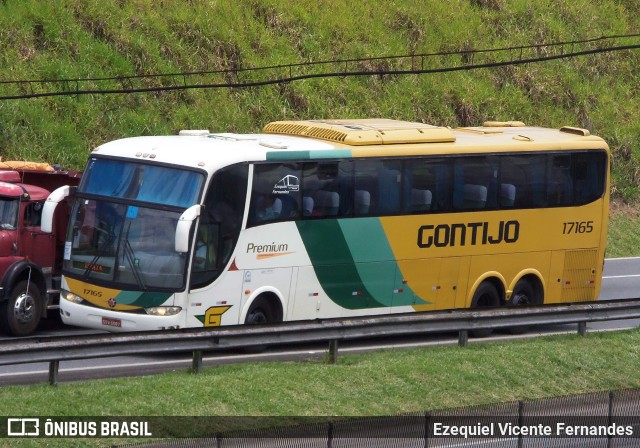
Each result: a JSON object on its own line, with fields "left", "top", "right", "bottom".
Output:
{"left": 562, "top": 221, "right": 593, "bottom": 234}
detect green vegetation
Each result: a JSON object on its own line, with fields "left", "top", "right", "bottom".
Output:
{"left": 0, "top": 0, "right": 639, "bottom": 251}
{"left": 608, "top": 203, "right": 640, "bottom": 258}
{"left": 1, "top": 328, "right": 640, "bottom": 446}
{"left": 0, "top": 0, "right": 639, "bottom": 194}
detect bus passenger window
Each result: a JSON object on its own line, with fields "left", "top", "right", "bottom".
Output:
{"left": 547, "top": 156, "right": 574, "bottom": 206}
{"left": 410, "top": 189, "right": 432, "bottom": 212}
{"left": 500, "top": 154, "right": 546, "bottom": 208}
{"left": 354, "top": 190, "right": 371, "bottom": 215}
{"left": 574, "top": 152, "right": 606, "bottom": 205}
{"left": 499, "top": 184, "right": 516, "bottom": 207}
{"left": 301, "top": 161, "right": 348, "bottom": 218}
{"left": 249, "top": 163, "right": 301, "bottom": 226}
{"left": 406, "top": 158, "right": 451, "bottom": 213}
{"left": 376, "top": 160, "right": 402, "bottom": 215}
{"left": 314, "top": 190, "right": 340, "bottom": 216}
{"left": 453, "top": 157, "right": 496, "bottom": 210}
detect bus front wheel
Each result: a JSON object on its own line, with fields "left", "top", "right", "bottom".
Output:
{"left": 244, "top": 297, "right": 275, "bottom": 325}
{"left": 470, "top": 281, "right": 501, "bottom": 338}
{"left": 243, "top": 296, "right": 280, "bottom": 352}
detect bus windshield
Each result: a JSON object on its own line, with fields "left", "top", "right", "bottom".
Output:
{"left": 64, "top": 159, "right": 205, "bottom": 290}
{"left": 82, "top": 158, "right": 202, "bottom": 207}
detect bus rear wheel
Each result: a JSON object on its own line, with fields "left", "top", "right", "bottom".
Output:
{"left": 0, "top": 281, "right": 43, "bottom": 336}
{"left": 508, "top": 278, "right": 541, "bottom": 334}
{"left": 511, "top": 278, "right": 539, "bottom": 307}
{"left": 470, "top": 281, "right": 500, "bottom": 338}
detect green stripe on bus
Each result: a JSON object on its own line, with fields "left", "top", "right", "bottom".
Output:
{"left": 296, "top": 218, "right": 427, "bottom": 309}
{"left": 296, "top": 220, "right": 385, "bottom": 310}
{"left": 339, "top": 219, "right": 425, "bottom": 307}
{"left": 266, "top": 150, "right": 352, "bottom": 160}
{"left": 116, "top": 290, "right": 173, "bottom": 307}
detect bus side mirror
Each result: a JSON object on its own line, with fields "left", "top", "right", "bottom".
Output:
{"left": 41, "top": 186, "right": 73, "bottom": 233}
{"left": 176, "top": 204, "right": 201, "bottom": 253}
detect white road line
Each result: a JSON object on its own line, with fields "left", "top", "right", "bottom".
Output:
{"left": 602, "top": 274, "right": 640, "bottom": 279}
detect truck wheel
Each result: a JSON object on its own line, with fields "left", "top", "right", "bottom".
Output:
{"left": 0, "top": 281, "right": 42, "bottom": 336}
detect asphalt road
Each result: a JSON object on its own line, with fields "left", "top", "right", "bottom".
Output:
{"left": 1, "top": 257, "right": 639, "bottom": 386}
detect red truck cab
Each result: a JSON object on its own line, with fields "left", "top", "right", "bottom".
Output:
{"left": 0, "top": 166, "right": 80, "bottom": 336}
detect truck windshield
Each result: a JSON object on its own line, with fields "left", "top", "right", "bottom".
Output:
{"left": 0, "top": 198, "right": 19, "bottom": 230}
{"left": 64, "top": 159, "right": 205, "bottom": 290}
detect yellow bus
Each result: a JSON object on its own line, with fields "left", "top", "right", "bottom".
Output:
{"left": 45, "top": 119, "right": 609, "bottom": 332}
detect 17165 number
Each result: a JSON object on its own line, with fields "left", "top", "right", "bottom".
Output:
{"left": 562, "top": 221, "right": 594, "bottom": 234}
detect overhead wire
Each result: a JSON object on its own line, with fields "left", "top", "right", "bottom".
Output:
{"left": 0, "top": 34, "right": 639, "bottom": 100}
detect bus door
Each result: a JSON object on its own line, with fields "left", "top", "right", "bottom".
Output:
{"left": 187, "top": 221, "right": 245, "bottom": 327}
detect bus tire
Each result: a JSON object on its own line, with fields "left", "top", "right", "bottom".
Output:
{"left": 508, "top": 278, "right": 541, "bottom": 334}
{"left": 0, "top": 281, "right": 43, "bottom": 336}
{"left": 470, "top": 281, "right": 500, "bottom": 338}
{"left": 243, "top": 296, "right": 280, "bottom": 352}
{"left": 244, "top": 297, "right": 275, "bottom": 325}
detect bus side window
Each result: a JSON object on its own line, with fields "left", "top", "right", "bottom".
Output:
{"left": 353, "top": 159, "right": 377, "bottom": 216}
{"left": 376, "top": 160, "right": 402, "bottom": 215}
{"left": 500, "top": 154, "right": 546, "bottom": 208}
{"left": 249, "top": 163, "right": 301, "bottom": 226}
{"left": 406, "top": 158, "right": 451, "bottom": 213}
{"left": 574, "top": 151, "right": 606, "bottom": 205}
{"left": 453, "top": 157, "right": 496, "bottom": 210}
{"left": 302, "top": 162, "right": 345, "bottom": 218}
{"left": 547, "top": 155, "right": 574, "bottom": 206}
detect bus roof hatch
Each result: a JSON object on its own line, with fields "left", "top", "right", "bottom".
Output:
{"left": 264, "top": 119, "right": 455, "bottom": 145}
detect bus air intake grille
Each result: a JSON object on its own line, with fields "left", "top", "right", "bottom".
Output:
{"left": 264, "top": 123, "right": 347, "bottom": 143}
{"left": 264, "top": 120, "right": 455, "bottom": 145}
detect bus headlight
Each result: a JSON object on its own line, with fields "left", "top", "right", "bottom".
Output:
{"left": 145, "top": 306, "right": 182, "bottom": 316}
{"left": 61, "top": 289, "right": 84, "bottom": 304}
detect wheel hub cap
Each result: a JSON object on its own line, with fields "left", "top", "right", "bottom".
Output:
{"left": 13, "top": 293, "right": 35, "bottom": 324}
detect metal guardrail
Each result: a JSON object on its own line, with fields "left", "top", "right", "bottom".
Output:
{"left": 2, "top": 299, "right": 640, "bottom": 385}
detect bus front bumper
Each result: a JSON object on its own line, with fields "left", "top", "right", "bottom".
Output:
{"left": 59, "top": 300, "right": 184, "bottom": 332}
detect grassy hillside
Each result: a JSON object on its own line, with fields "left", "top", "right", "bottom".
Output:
{"left": 0, "top": 0, "right": 639, "bottom": 202}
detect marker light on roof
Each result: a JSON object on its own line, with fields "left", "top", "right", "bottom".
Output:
{"left": 259, "top": 139, "right": 288, "bottom": 149}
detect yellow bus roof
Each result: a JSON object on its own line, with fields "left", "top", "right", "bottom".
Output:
{"left": 263, "top": 119, "right": 607, "bottom": 156}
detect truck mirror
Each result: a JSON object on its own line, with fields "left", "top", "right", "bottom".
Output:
{"left": 175, "top": 204, "right": 201, "bottom": 253}
{"left": 41, "top": 186, "right": 72, "bottom": 233}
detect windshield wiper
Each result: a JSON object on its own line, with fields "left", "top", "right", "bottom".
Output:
{"left": 122, "top": 238, "right": 146, "bottom": 290}
{"left": 83, "top": 232, "right": 116, "bottom": 279}
{"left": 119, "top": 221, "right": 146, "bottom": 290}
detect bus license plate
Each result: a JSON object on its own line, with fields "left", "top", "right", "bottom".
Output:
{"left": 102, "top": 317, "right": 122, "bottom": 328}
